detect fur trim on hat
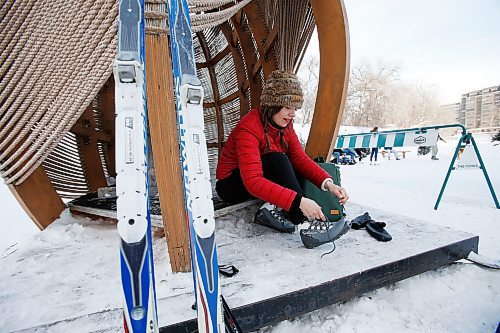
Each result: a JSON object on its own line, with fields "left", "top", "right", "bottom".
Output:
{"left": 260, "top": 70, "right": 304, "bottom": 109}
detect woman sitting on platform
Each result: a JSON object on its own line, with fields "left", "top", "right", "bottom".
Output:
{"left": 215, "top": 70, "right": 349, "bottom": 248}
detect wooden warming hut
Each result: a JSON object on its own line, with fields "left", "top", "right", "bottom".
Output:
{"left": 0, "top": 0, "right": 349, "bottom": 272}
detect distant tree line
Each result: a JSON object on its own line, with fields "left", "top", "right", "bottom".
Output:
{"left": 343, "top": 62, "right": 455, "bottom": 128}
{"left": 297, "top": 58, "right": 456, "bottom": 130}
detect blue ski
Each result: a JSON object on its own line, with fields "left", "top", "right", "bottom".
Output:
{"left": 166, "top": 0, "right": 223, "bottom": 332}
{"left": 114, "top": 0, "right": 158, "bottom": 332}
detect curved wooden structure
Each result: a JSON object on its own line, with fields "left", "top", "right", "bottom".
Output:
{"left": 0, "top": 0, "right": 350, "bottom": 272}
{"left": 306, "top": 0, "right": 350, "bottom": 160}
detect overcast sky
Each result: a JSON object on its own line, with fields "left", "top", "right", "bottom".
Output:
{"left": 307, "top": 0, "right": 500, "bottom": 105}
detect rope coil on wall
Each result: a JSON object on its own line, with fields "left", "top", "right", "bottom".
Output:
{"left": 0, "top": 0, "right": 118, "bottom": 185}
{"left": 0, "top": 0, "right": 315, "bottom": 189}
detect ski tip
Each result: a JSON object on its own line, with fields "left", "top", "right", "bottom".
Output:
{"left": 466, "top": 252, "right": 500, "bottom": 269}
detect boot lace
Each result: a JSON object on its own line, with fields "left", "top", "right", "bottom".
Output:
{"left": 307, "top": 216, "right": 337, "bottom": 258}
{"left": 269, "top": 206, "right": 290, "bottom": 224}
{"left": 307, "top": 218, "right": 332, "bottom": 231}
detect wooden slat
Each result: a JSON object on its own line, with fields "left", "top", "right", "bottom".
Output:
{"left": 305, "top": 0, "right": 350, "bottom": 160}
{"left": 9, "top": 166, "right": 65, "bottom": 230}
{"left": 219, "top": 21, "right": 249, "bottom": 116}
{"left": 203, "top": 91, "right": 239, "bottom": 109}
{"left": 263, "top": 25, "right": 278, "bottom": 56}
{"left": 98, "top": 76, "right": 116, "bottom": 177}
{"left": 70, "top": 127, "right": 113, "bottom": 143}
{"left": 145, "top": 33, "right": 191, "bottom": 273}
{"left": 73, "top": 105, "right": 107, "bottom": 191}
{"left": 231, "top": 15, "right": 262, "bottom": 109}
{"left": 196, "top": 45, "right": 230, "bottom": 69}
{"left": 243, "top": 2, "right": 277, "bottom": 78}
{"left": 197, "top": 32, "right": 224, "bottom": 153}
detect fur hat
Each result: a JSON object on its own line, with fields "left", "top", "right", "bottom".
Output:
{"left": 260, "top": 70, "right": 304, "bottom": 109}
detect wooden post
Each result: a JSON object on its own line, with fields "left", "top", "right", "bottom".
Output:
{"left": 74, "top": 105, "right": 108, "bottom": 191}
{"left": 145, "top": 33, "right": 191, "bottom": 273}
{"left": 306, "top": 0, "right": 350, "bottom": 160}
{"left": 243, "top": 2, "right": 277, "bottom": 78}
{"left": 220, "top": 22, "right": 249, "bottom": 117}
{"left": 197, "top": 32, "right": 225, "bottom": 155}
{"left": 98, "top": 77, "right": 116, "bottom": 178}
{"left": 9, "top": 166, "right": 65, "bottom": 230}
{"left": 231, "top": 15, "right": 263, "bottom": 108}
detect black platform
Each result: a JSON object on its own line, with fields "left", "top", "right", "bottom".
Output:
{"left": 156, "top": 203, "right": 478, "bottom": 332}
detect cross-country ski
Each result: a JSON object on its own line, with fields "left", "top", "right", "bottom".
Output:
{"left": 114, "top": 0, "right": 159, "bottom": 331}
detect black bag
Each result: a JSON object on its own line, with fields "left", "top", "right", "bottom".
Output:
{"left": 302, "top": 162, "right": 343, "bottom": 222}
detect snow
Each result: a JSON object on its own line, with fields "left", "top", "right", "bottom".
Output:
{"left": 265, "top": 133, "right": 500, "bottom": 333}
{"left": 0, "top": 185, "right": 38, "bottom": 254}
{"left": 1, "top": 133, "right": 499, "bottom": 332}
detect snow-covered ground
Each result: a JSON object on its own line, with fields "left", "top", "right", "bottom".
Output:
{"left": 0, "top": 186, "right": 38, "bottom": 254}
{"left": 266, "top": 134, "right": 500, "bottom": 333}
{"left": 0, "top": 133, "right": 499, "bottom": 332}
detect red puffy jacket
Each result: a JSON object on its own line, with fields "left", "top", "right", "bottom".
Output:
{"left": 216, "top": 108, "right": 330, "bottom": 210}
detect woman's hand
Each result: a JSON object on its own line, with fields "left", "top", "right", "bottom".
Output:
{"left": 299, "top": 197, "right": 326, "bottom": 221}
{"left": 325, "top": 181, "right": 349, "bottom": 205}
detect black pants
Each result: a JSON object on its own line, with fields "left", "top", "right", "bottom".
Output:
{"left": 216, "top": 152, "right": 305, "bottom": 224}
{"left": 370, "top": 147, "right": 378, "bottom": 162}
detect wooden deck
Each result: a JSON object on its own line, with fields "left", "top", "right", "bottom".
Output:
{"left": 67, "top": 193, "right": 262, "bottom": 227}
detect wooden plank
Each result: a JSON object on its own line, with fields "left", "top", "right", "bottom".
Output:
{"left": 263, "top": 25, "right": 278, "bottom": 56}
{"left": 97, "top": 76, "right": 116, "bottom": 177}
{"left": 305, "top": 0, "right": 350, "bottom": 161}
{"left": 145, "top": 33, "right": 191, "bottom": 273}
{"left": 203, "top": 91, "right": 239, "bottom": 109}
{"left": 67, "top": 198, "right": 259, "bottom": 221}
{"left": 73, "top": 104, "right": 108, "bottom": 191}
{"left": 231, "top": 14, "right": 262, "bottom": 109}
{"left": 243, "top": 2, "right": 277, "bottom": 78}
{"left": 9, "top": 166, "right": 65, "bottom": 230}
{"left": 197, "top": 32, "right": 224, "bottom": 154}
{"left": 195, "top": 45, "right": 230, "bottom": 69}
{"left": 68, "top": 204, "right": 164, "bottom": 228}
{"left": 219, "top": 22, "right": 249, "bottom": 116}
{"left": 212, "top": 198, "right": 260, "bottom": 218}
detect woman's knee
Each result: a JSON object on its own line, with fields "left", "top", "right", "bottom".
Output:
{"left": 261, "top": 152, "right": 290, "bottom": 165}
{"left": 261, "top": 152, "right": 295, "bottom": 179}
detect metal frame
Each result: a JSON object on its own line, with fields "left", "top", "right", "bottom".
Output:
{"left": 435, "top": 132, "right": 499, "bottom": 210}
{"left": 338, "top": 124, "right": 498, "bottom": 210}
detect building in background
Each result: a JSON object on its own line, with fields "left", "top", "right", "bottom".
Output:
{"left": 441, "top": 85, "right": 500, "bottom": 130}
{"left": 441, "top": 102, "right": 461, "bottom": 124}
{"left": 460, "top": 85, "right": 499, "bottom": 129}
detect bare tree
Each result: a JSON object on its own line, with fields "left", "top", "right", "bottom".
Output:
{"left": 296, "top": 56, "right": 320, "bottom": 146}
{"left": 343, "top": 62, "right": 454, "bottom": 129}
{"left": 298, "top": 59, "right": 456, "bottom": 141}
{"left": 297, "top": 56, "right": 319, "bottom": 127}
{"left": 343, "top": 63, "right": 399, "bottom": 127}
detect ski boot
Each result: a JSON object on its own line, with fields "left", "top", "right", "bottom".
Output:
{"left": 300, "top": 217, "right": 350, "bottom": 249}
{"left": 254, "top": 202, "right": 296, "bottom": 233}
